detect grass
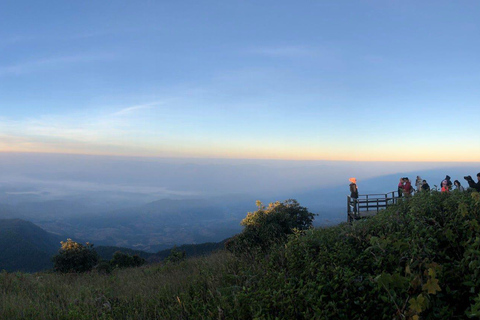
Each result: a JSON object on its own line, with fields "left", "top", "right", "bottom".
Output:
{"left": 3, "top": 190, "right": 480, "bottom": 319}
{"left": 0, "top": 251, "right": 237, "bottom": 320}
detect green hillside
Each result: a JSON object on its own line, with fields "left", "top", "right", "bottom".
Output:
{"left": 0, "top": 219, "right": 61, "bottom": 272}
{"left": 1, "top": 191, "right": 480, "bottom": 319}
{"left": 95, "top": 246, "right": 156, "bottom": 261}
{"left": 0, "top": 217, "right": 227, "bottom": 273}
{"left": 95, "top": 241, "right": 225, "bottom": 262}
{"left": 153, "top": 241, "right": 225, "bottom": 261}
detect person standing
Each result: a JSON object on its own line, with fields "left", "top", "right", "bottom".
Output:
{"left": 349, "top": 178, "right": 358, "bottom": 199}
{"left": 454, "top": 180, "right": 465, "bottom": 192}
{"left": 440, "top": 175, "right": 453, "bottom": 191}
{"left": 415, "top": 176, "right": 423, "bottom": 192}
{"left": 403, "top": 177, "right": 413, "bottom": 197}
{"left": 398, "top": 177, "right": 405, "bottom": 198}
{"left": 464, "top": 173, "right": 480, "bottom": 192}
{"left": 349, "top": 178, "right": 359, "bottom": 215}
{"left": 421, "top": 180, "right": 430, "bottom": 192}
{"left": 441, "top": 180, "right": 450, "bottom": 193}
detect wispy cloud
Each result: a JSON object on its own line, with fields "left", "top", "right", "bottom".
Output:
{"left": 112, "top": 102, "right": 163, "bottom": 117}
{"left": 0, "top": 101, "right": 161, "bottom": 155}
{"left": 0, "top": 53, "right": 116, "bottom": 76}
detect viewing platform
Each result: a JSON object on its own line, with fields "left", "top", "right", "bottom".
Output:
{"left": 347, "top": 191, "right": 400, "bottom": 222}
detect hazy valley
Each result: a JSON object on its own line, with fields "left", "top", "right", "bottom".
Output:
{"left": 0, "top": 153, "right": 478, "bottom": 258}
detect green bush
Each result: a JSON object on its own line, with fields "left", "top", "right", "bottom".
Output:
{"left": 165, "top": 246, "right": 186, "bottom": 264}
{"left": 231, "top": 190, "right": 480, "bottom": 319}
{"left": 52, "top": 239, "right": 99, "bottom": 273}
{"left": 110, "top": 251, "right": 146, "bottom": 269}
{"left": 226, "top": 199, "right": 315, "bottom": 254}
{"left": 94, "top": 260, "right": 113, "bottom": 274}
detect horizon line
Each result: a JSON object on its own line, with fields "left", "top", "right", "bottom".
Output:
{"left": 0, "top": 150, "right": 479, "bottom": 164}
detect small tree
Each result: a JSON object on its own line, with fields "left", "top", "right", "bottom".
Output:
{"left": 165, "top": 246, "right": 186, "bottom": 264}
{"left": 52, "top": 239, "right": 99, "bottom": 273}
{"left": 227, "top": 199, "right": 316, "bottom": 253}
{"left": 110, "top": 251, "right": 146, "bottom": 269}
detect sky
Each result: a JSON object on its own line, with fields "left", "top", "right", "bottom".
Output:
{"left": 1, "top": 1, "right": 480, "bottom": 162}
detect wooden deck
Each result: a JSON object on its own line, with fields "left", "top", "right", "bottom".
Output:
{"left": 347, "top": 191, "right": 399, "bottom": 222}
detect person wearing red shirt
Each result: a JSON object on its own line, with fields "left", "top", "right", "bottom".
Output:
{"left": 441, "top": 180, "right": 450, "bottom": 193}
{"left": 403, "top": 178, "right": 413, "bottom": 197}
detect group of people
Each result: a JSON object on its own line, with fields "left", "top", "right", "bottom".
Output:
{"left": 397, "top": 177, "right": 418, "bottom": 197}
{"left": 348, "top": 172, "right": 480, "bottom": 199}
{"left": 399, "top": 173, "right": 480, "bottom": 196}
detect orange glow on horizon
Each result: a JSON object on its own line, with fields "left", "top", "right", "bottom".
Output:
{"left": 1, "top": 146, "right": 479, "bottom": 163}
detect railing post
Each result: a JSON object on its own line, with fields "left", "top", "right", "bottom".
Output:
{"left": 354, "top": 198, "right": 358, "bottom": 219}
{"left": 347, "top": 196, "right": 351, "bottom": 222}
{"left": 347, "top": 191, "right": 401, "bottom": 222}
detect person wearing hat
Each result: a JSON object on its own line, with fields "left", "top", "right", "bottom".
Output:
{"left": 349, "top": 178, "right": 358, "bottom": 199}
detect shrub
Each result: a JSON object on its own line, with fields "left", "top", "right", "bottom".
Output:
{"left": 52, "top": 239, "right": 99, "bottom": 273}
{"left": 226, "top": 199, "right": 315, "bottom": 253}
{"left": 231, "top": 190, "right": 480, "bottom": 319}
{"left": 165, "top": 246, "right": 186, "bottom": 264}
{"left": 94, "top": 260, "right": 113, "bottom": 274}
{"left": 110, "top": 251, "right": 146, "bottom": 269}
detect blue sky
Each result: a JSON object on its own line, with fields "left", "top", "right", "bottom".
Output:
{"left": 1, "top": 1, "right": 479, "bottom": 161}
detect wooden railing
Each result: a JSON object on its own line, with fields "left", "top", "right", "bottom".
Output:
{"left": 347, "top": 191, "right": 400, "bottom": 222}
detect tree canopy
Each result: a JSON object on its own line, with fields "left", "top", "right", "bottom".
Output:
{"left": 52, "top": 239, "right": 99, "bottom": 273}
{"left": 227, "top": 199, "right": 315, "bottom": 253}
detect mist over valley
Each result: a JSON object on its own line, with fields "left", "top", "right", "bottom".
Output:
{"left": 0, "top": 153, "right": 477, "bottom": 252}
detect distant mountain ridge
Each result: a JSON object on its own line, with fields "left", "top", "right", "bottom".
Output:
{"left": 0, "top": 219, "right": 61, "bottom": 272}
{"left": 0, "top": 218, "right": 227, "bottom": 273}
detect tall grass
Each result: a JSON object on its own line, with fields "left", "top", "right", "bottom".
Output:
{"left": 4, "top": 191, "right": 480, "bottom": 319}
{"left": 0, "top": 251, "right": 240, "bottom": 320}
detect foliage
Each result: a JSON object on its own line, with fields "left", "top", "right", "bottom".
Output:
{"left": 91, "top": 242, "right": 225, "bottom": 263}
{"left": 4, "top": 191, "right": 480, "bottom": 319}
{"left": 110, "top": 251, "right": 145, "bottom": 269}
{"left": 226, "top": 199, "right": 315, "bottom": 253}
{"left": 0, "top": 251, "right": 235, "bottom": 319}
{"left": 165, "top": 246, "right": 186, "bottom": 264}
{"left": 229, "top": 190, "right": 480, "bottom": 319}
{"left": 154, "top": 241, "right": 225, "bottom": 262}
{"left": 52, "top": 239, "right": 99, "bottom": 273}
{"left": 94, "top": 251, "right": 146, "bottom": 274}
{"left": 94, "top": 260, "right": 114, "bottom": 274}
{"left": 95, "top": 246, "right": 154, "bottom": 261}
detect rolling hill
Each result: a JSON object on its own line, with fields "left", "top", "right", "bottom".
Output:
{"left": 0, "top": 219, "right": 62, "bottom": 272}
